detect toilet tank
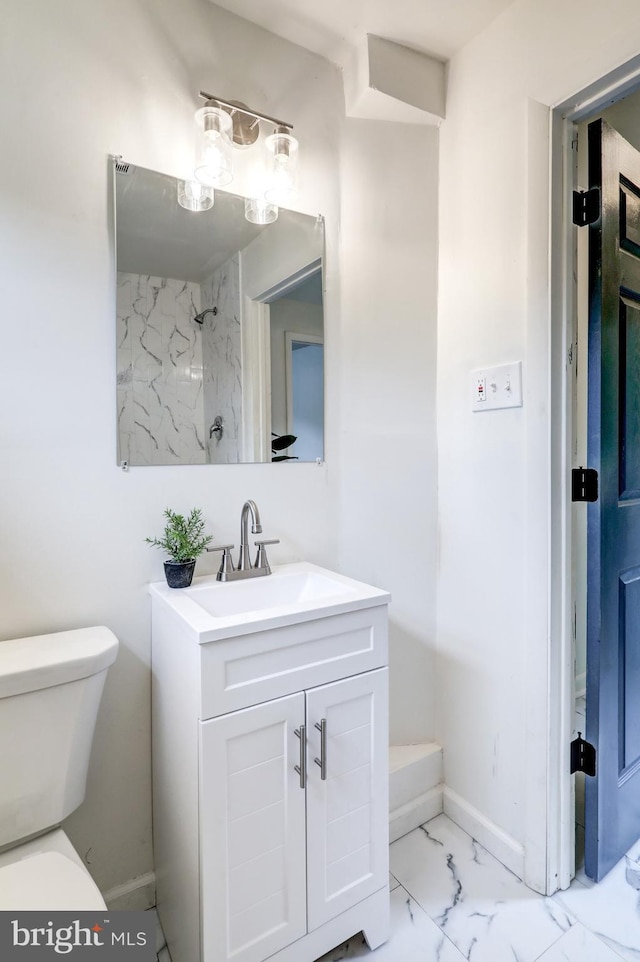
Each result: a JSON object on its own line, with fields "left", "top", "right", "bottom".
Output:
{"left": 0, "top": 627, "right": 118, "bottom": 849}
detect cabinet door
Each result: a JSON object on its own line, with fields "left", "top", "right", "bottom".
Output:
{"left": 200, "top": 693, "right": 307, "bottom": 962}
{"left": 305, "top": 668, "right": 389, "bottom": 930}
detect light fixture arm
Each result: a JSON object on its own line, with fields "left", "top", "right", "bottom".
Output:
{"left": 198, "top": 91, "right": 294, "bottom": 132}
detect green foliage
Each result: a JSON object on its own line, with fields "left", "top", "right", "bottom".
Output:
{"left": 146, "top": 508, "right": 213, "bottom": 563}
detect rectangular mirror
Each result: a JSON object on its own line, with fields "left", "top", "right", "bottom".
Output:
{"left": 114, "top": 159, "right": 324, "bottom": 465}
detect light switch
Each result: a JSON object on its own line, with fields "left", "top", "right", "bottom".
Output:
{"left": 471, "top": 362, "right": 522, "bottom": 412}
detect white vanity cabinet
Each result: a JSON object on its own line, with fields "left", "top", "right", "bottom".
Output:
{"left": 200, "top": 669, "right": 388, "bottom": 962}
{"left": 200, "top": 692, "right": 308, "bottom": 962}
{"left": 150, "top": 565, "right": 390, "bottom": 962}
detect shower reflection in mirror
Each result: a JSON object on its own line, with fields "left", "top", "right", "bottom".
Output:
{"left": 114, "top": 160, "right": 324, "bottom": 466}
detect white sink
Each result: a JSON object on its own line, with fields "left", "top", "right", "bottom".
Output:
{"left": 149, "top": 562, "right": 390, "bottom": 642}
{"left": 185, "top": 569, "right": 355, "bottom": 617}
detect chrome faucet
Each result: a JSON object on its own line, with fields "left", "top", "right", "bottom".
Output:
{"left": 238, "top": 500, "right": 262, "bottom": 570}
{"left": 207, "top": 500, "right": 279, "bottom": 582}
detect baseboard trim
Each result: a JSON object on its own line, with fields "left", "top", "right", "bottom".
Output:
{"left": 103, "top": 871, "right": 156, "bottom": 911}
{"left": 389, "top": 784, "right": 443, "bottom": 842}
{"left": 443, "top": 786, "right": 525, "bottom": 880}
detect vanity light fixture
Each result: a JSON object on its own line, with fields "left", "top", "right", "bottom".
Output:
{"left": 264, "top": 126, "right": 299, "bottom": 206}
{"left": 191, "top": 92, "right": 299, "bottom": 220}
{"left": 177, "top": 178, "right": 214, "bottom": 211}
{"left": 194, "top": 103, "right": 234, "bottom": 187}
{"left": 244, "top": 197, "right": 278, "bottom": 225}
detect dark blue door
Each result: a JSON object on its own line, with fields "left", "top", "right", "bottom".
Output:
{"left": 586, "top": 118, "right": 640, "bottom": 880}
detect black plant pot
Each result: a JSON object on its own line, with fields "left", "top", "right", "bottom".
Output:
{"left": 164, "top": 559, "right": 196, "bottom": 589}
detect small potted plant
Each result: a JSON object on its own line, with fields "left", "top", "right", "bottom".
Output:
{"left": 146, "top": 507, "right": 213, "bottom": 588}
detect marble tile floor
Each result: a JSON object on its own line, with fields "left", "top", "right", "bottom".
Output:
{"left": 318, "top": 813, "right": 640, "bottom": 962}
{"left": 148, "top": 807, "right": 640, "bottom": 962}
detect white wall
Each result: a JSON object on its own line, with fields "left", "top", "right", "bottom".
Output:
{"left": 338, "top": 119, "right": 440, "bottom": 745}
{"left": 437, "top": 0, "right": 640, "bottom": 888}
{"left": 242, "top": 213, "right": 323, "bottom": 300}
{"left": 1, "top": 0, "right": 341, "bottom": 898}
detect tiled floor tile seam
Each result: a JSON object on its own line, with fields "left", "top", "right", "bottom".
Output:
{"left": 575, "top": 927, "right": 636, "bottom": 962}
{"left": 391, "top": 875, "right": 468, "bottom": 954}
{"left": 528, "top": 924, "right": 580, "bottom": 962}
{"left": 530, "top": 923, "right": 635, "bottom": 962}
{"left": 566, "top": 924, "right": 639, "bottom": 962}
{"left": 552, "top": 882, "right": 637, "bottom": 962}
{"left": 504, "top": 894, "right": 583, "bottom": 962}
{"left": 393, "top": 882, "right": 467, "bottom": 962}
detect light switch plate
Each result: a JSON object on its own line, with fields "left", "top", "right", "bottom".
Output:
{"left": 471, "top": 361, "right": 522, "bottom": 412}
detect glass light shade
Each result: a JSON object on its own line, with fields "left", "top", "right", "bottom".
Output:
{"left": 264, "top": 128, "right": 299, "bottom": 206}
{"left": 244, "top": 197, "right": 278, "bottom": 225}
{"left": 177, "top": 179, "right": 214, "bottom": 211}
{"left": 194, "top": 106, "right": 234, "bottom": 187}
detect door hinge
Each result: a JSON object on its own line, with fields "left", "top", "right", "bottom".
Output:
{"left": 573, "top": 188, "right": 600, "bottom": 226}
{"left": 570, "top": 733, "right": 596, "bottom": 776}
{"left": 572, "top": 466, "right": 598, "bottom": 502}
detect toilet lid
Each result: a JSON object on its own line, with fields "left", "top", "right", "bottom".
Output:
{"left": 0, "top": 852, "right": 106, "bottom": 910}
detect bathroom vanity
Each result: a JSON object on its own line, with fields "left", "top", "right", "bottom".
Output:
{"left": 150, "top": 562, "right": 390, "bottom": 962}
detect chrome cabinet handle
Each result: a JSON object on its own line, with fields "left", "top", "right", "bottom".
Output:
{"left": 314, "top": 719, "right": 327, "bottom": 780}
{"left": 294, "top": 724, "right": 306, "bottom": 789}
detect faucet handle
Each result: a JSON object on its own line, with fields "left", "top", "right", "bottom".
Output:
{"left": 254, "top": 539, "right": 279, "bottom": 572}
{"left": 207, "top": 544, "right": 235, "bottom": 581}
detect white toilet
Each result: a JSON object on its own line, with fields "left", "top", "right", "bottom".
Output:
{"left": 0, "top": 626, "right": 118, "bottom": 909}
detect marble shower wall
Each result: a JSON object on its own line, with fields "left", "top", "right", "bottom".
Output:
{"left": 116, "top": 259, "right": 243, "bottom": 466}
{"left": 200, "top": 255, "right": 243, "bottom": 464}
{"left": 117, "top": 273, "right": 206, "bottom": 465}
